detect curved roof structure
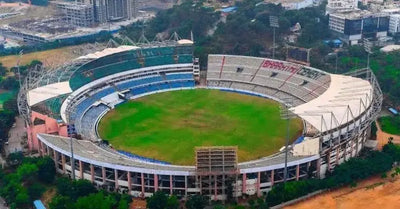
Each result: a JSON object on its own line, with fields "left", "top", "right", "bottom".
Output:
{"left": 38, "top": 133, "right": 318, "bottom": 175}
{"left": 290, "top": 74, "right": 373, "bottom": 132}
{"left": 27, "top": 82, "right": 72, "bottom": 106}
{"left": 77, "top": 45, "right": 140, "bottom": 60}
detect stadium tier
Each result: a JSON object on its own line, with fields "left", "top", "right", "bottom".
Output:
{"left": 18, "top": 46, "right": 382, "bottom": 200}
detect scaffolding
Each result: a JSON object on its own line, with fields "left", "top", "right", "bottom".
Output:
{"left": 195, "top": 146, "right": 238, "bottom": 199}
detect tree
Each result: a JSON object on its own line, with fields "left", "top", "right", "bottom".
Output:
{"left": 166, "top": 195, "right": 179, "bottom": 209}
{"left": 74, "top": 192, "right": 116, "bottom": 209}
{"left": 3, "top": 96, "right": 18, "bottom": 115}
{"left": 75, "top": 191, "right": 117, "bottom": 209}
{"left": 27, "top": 183, "right": 46, "bottom": 201}
{"left": 7, "top": 152, "right": 24, "bottom": 166}
{"left": 0, "top": 77, "right": 19, "bottom": 90}
{"left": 56, "top": 178, "right": 96, "bottom": 201}
{"left": 16, "top": 163, "right": 38, "bottom": 182}
{"left": 74, "top": 179, "right": 97, "bottom": 200}
{"left": 37, "top": 157, "right": 56, "bottom": 183}
{"left": 0, "top": 63, "right": 6, "bottom": 76}
{"left": 15, "top": 188, "right": 29, "bottom": 207}
{"left": 118, "top": 199, "right": 129, "bottom": 209}
{"left": 0, "top": 111, "right": 16, "bottom": 141}
{"left": 146, "top": 191, "right": 168, "bottom": 209}
{"left": 213, "top": 205, "right": 225, "bottom": 209}
{"left": 185, "top": 195, "right": 208, "bottom": 209}
{"left": 256, "top": 198, "right": 269, "bottom": 209}
{"left": 49, "top": 195, "right": 74, "bottom": 209}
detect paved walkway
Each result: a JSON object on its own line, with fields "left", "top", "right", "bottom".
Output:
{"left": 5, "top": 116, "right": 25, "bottom": 156}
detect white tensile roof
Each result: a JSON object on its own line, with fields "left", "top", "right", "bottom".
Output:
{"left": 291, "top": 74, "right": 373, "bottom": 132}
{"left": 177, "top": 39, "right": 194, "bottom": 45}
{"left": 27, "top": 82, "right": 72, "bottom": 106}
{"left": 77, "top": 45, "right": 140, "bottom": 60}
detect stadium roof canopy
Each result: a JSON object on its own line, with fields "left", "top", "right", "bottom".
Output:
{"left": 77, "top": 45, "right": 140, "bottom": 60}
{"left": 291, "top": 74, "right": 373, "bottom": 133}
{"left": 27, "top": 82, "right": 72, "bottom": 106}
{"left": 177, "top": 39, "right": 194, "bottom": 45}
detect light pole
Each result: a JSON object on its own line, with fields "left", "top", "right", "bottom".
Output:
{"left": 269, "top": 16, "right": 279, "bottom": 59}
{"left": 280, "top": 98, "right": 295, "bottom": 183}
{"left": 363, "top": 38, "right": 373, "bottom": 69}
{"left": 67, "top": 124, "right": 76, "bottom": 180}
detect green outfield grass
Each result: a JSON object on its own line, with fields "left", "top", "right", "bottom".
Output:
{"left": 98, "top": 89, "right": 303, "bottom": 165}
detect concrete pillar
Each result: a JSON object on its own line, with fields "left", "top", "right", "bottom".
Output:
{"left": 257, "top": 172, "right": 261, "bottom": 197}
{"left": 127, "top": 172, "right": 132, "bottom": 194}
{"left": 214, "top": 175, "right": 217, "bottom": 201}
{"left": 327, "top": 149, "right": 331, "bottom": 171}
{"left": 350, "top": 138, "right": 354, "bottom": 157}
{"left": 102, "top": 167, "right": 106, "bottom": 183}
{"left": 296, "top": 164, "right": 300, "bottom": 181}
{"left": 336, "top": 147, "right": 340, "bottom": 166}
{"left": 79, "top": 161, "right": 83, "bottom": 179}
{"left": 154, "top": 174, "right": 158, "bottom": 192}
{"left": 90, "top": 164, "right": 94, "bottom": 183}
{"left": 242, "top": 173, "right": 246, "bottom": 194}
{"left": 199, "top": 175, "right": 202, "bottom": 195}
{"left": 270, "top": 170, "right": 274, "bottom": 186}
{"left": 53, "top": 149, "right": 57, "bottom": 164}
{"left": 61, "top": 154, "right": 66, "bottom": 173}
{"left": 39, "top": 141, "right": 43, "bottom": 156}
{"left": 169, "top": 175, "right": 173, "bottom": 195}
{"left": 46, "top": 145, "right": 50, "bottom": 156}
{"left": 114, "top": 169, "right": 118, "bottom": 191}
{"left": 141, "top": 173, "right": 145, "bottom": 194}
{"left": 184, "top": 176, "right": 188, "bottom": 198}
{"left": 355, "top": 135, "right": 359, "bottom": 156}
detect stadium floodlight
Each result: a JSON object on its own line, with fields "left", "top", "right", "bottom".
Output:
{"left": 269, "top": 16, "right": 279, "bottom": 59}
{"left": 67, "top": 124, "right": 77, "bottom": 180}
{"left": 279, "top": 98, "right": 296, "bottom": 183}
{"left": 363, "top": 38, "right": 373, "bottom": 69}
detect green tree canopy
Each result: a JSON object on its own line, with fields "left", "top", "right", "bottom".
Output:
{"left": 185, "top": 195, "right": 208, "bottom": 209}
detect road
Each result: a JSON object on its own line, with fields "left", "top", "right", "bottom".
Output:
{"left": 5, "top": 116, "right": 25, "bottom": 156}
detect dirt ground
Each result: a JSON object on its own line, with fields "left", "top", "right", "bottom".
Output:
{"left": 0, "top": 3, "right": 57, "bottom": 25}
{"left": 286, "top": 121, "right": 400, "bottom": 209}
{"left": 41, "top": 187, "right": 57, "bottom": 208}
{"left": 0, "top": 45, "right": 88, "bottom": 69}
{"left": 376, "top": 120, "right": 400, "bottom": 150}
{"left": 130, "top": 198, "right": 146, "bottom": 209}
{"left": 285, "top": 174, "right": 400, "bottom": 209}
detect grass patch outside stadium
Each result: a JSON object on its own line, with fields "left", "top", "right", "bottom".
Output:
{"left": 98, "top": 89, "right": 303, "bottom": 165}
{"left": 379, "top": 116, "right": 400, "bottom": 135}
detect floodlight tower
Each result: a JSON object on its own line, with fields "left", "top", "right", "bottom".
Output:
{"left": 67, "top": 120, "right": 77, "bottom": 180}
{"left": 269, "top": 16, "right": 279, "bottom": 59}
{"left": 280, "top": 98, "right": 295, "bottom": 183}
{"left": 363, "top": 38, "right": 373, "bottom": 69}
